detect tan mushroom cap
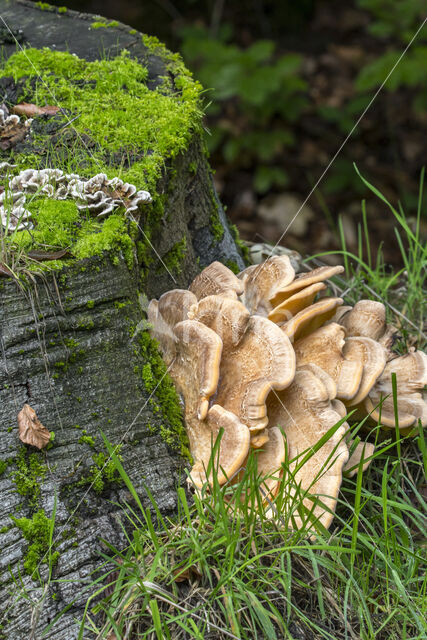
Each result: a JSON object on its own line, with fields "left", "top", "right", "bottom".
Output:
{"left": 266, "top": 368, "right": 349, "bottom": 531}
{"left": 294, "top": 323, "right": 363, "bottom": 400}
{"left": 188, "top": 295, "right": 250, "bottom": 347}
{"left": 214, "top": 315, "right": 296, "bottom": 435}
{"left": 237, "top": 263, "right": 258, "bottom": 285}
{"left": 331, "top": 399, "right": 348, "bottom": 419}
{"left": 270, "top": 265, "right": 344, "bottom": 308}
{"left": 299, "top": 362, "right": 337, "bottom": 401}
{"left": 189, "top": 261, "right": 244, "bottom": 300}
{"left": 282, "top": 298, "right": 344, "bottom": 342}
{"left": 327, "top": 305, "right": 353, "bottom": 324}
{"left": 147, "top": 289, "right": 198, "bottom": 365}
{"left": 364, "top": 350, "right": 427, "bottom": 429}
{"left": 364, "top": 394, "right": 427, "bottom": 429}
{"left": 240, "top": 255, "right": 295, "bottom": 315}
{"left": 382, "top": 349, "right": 427, "bottom": 393}
{"left": 250, "top": 430, "right": 271, "bottom": 448}
{"left": 171, "top": 320, "right": 222, "bottom": 425}
{"left": 158, "top": 289, "right": 198, "bottom": 327}
{"left": 343, "top": 337, "right": 386, "bottom": 406}
{"left": 147, "top": 299, "right": 176, "bottom": 366}
{"left": 344, "top": 441, "right": 375, "bottom": 477}
{"left": 189, "top": 404, "right": 250, "bottom": 489}
{"left": 339, "top": 300, "right": 386, "bottom": 340}
{"left": 267, "top": 282, "right": 326, "bottom": 325}
{"left": 255, "top": 427, "right": 286, "bottom": 505}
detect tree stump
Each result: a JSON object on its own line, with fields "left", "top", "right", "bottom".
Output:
{"left": 0, "top": 2, "right": 245, "bottom": 637}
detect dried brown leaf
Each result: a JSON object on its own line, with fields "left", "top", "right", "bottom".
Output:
{"left": 12, "top": 103, "right": 60, "bottom": 117}
{"left": 18, "top": 404, "right": 51, "bottom": 449}
{"left": 0, "top": 122, "right": 29, "bottom": 150}
{"left": 172, "top": 563, "right": 202, "bottom": 583}
{"left": 0, "top": 263, "right": 14, "bottom": 277}
{"left": 27, "top": 248, "right": 70, "bottom": 261}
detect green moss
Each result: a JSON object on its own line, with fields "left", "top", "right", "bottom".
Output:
{"left": 229, "top": 222, "right": 250, "bottom": 263}
{"left": 2, "top": 48, "right": 201, "bottom": 193}
{"left": 10, "top": 509, "right": 58, "bottom": 576}
{"left": 74, "top": 215, "right": 135, "bottom": 268}
{"left": 224, "top": 259, "right": 240, "bottom": 274}
{"left": 210, "top": 209, "right": 225, "bottom": 243}
{"left": 76, "top": 316, "right": 95, "bottom": 330}
{"left": 12, "top": 448, "right": 47, "bottom": 509}
{"left": 0, "top": 524, "right": 12, "bottom": 534}
{"left": 86, "top": 300, "right": 95, "bottom": 309}
{"left": 114, "top": 300, "right": 131, "bottom": 309}
{"left": 64, "top": 338, "right": 79, "bottom": 349}
{"left": 78, "top": 433, "right": 96, "bottom": 447}
{"left": 57, "top": 6, "right": 67, "bottom": 13}
{"left": 0, "top": 460, "right": 8, "bottom": 476}
{"left": 77, "top": 446, "right": 123, "bottom": 493}
{"left": 160, "top": 237, "right": 187, "bottom": 274}
{"left": 137, "top": 331, "right": 190, "bottom": 461}
{"left": 35, "top": 1, "right": 55, "bottom": 10}
{"left": 91, "top": 20, "right": 119, "bottom": 28}
{"left": 14, "top": 199, "right": 136, "bottom": 270}
{"left": 0, "top": 47, "right": 202, "bottom": 270}
{"left": 208, "top": 186, "right": 225, "bottom": 243}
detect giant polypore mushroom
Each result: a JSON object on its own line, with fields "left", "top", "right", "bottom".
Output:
{"left": 147, "top": 256, "right": 427, "bottom": 534}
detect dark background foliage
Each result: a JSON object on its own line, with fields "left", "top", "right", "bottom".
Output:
{"left": 31, "top": 0, "right": 427, "bottom": 266}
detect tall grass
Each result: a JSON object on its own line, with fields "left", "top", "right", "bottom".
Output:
{"left": 310, "top": 166, "right": 426, "bottom": 348}
{"left": 58, "top": 422, "right": 427, "bottom": 640}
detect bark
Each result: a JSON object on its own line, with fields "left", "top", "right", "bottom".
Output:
{"left": 0, "top": 2, "right": 244, "bottom": 637}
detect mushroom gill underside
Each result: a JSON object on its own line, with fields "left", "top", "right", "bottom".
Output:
{"left": 148, "top": 258, "right": 427, "bottom": 533}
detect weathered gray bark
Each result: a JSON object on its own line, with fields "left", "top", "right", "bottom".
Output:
{"left": 0, "top": 258, "right": 183, "bottom": 639}
{"left": 0, "top": 2, "right": 244, "bottom": 638}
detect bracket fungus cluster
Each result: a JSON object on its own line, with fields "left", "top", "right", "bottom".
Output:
{"left": 0, "top": 165, "right": 152, "bottom": 231}
{"left": 148, "top": 257, "right": 427, "bottom": 532}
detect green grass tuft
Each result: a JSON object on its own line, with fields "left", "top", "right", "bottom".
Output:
{"left": 74, "top": 425, "right": 426, "bottom": 640}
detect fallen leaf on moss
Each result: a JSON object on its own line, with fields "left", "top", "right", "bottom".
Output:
{"left": 0, "top": 121, "right": 29, "bottom": 150}
{"left": 27, "top": 248, "right": 70, "bottom": 261}
{"left": 12, "top": 103, "right": 60, "bottom": 117}
{"left": 18, "top": 404, "right": 51, "bottom": 449}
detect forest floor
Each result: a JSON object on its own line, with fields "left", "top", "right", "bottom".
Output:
{"left": 209, "top": 1, "right": 426, "bottom": 270}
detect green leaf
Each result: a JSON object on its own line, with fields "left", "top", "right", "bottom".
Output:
{"left": 254, "top": 166, "right": 289, "bottom": 193}
{"left": 247, "top": 39, "right": 275, "bottom": 63}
